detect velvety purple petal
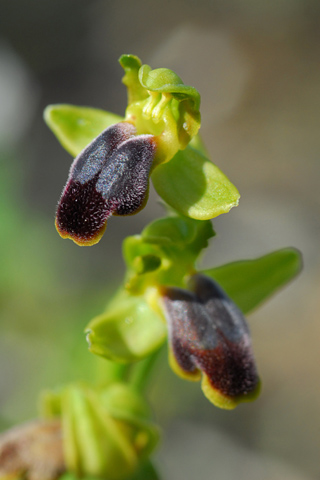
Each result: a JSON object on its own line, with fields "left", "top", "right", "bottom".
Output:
{"left": 55, "top": 123, "right": 156, "bottom": 246}
{"left": 96, "top": 134, "right": 157, "bottom": 216}
{"left": 161, "top": 274, "right": 259, "bottom": 403}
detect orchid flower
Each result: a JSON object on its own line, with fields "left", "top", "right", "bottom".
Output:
{"left": 45, "top": 55, "right": 239, "bottom": 245}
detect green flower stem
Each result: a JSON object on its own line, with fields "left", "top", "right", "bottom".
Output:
{"left": 129, "top": 348, "right": 163, "bottom": 393}
{"left": 95, "top": 358, "right": 129, "bottom": 387}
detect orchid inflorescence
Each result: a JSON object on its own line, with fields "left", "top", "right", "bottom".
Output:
{"left": 0, "top": 55, "right": 301, "bottom": 480}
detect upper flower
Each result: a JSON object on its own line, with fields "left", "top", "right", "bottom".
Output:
{"left": 55, "top": 122, "right": 156, "bottom": 246}
{"left": 45, "top": 54, "right": 240, "bottom": 245}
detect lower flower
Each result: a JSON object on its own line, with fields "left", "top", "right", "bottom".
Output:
{"left": 85, "top": 216, "right": 300, "bottom": 410}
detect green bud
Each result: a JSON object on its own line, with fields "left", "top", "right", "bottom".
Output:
{"left": 41, "top": 383, "right": 159, "bottom": 480}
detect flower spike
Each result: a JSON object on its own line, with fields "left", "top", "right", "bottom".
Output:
{"left": 46, "top": 57, "right": 241, "bottom": 225}
{"left": 161, "top": 274, "right": 260, "bottom": 409}
{"left": 56, "top": 122, "right": 157, "bottom": 246}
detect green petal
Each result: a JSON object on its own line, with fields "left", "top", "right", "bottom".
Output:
{"left": 139, "top": 65, "right": 200, "bottom": 112}
{"left": 202, "top": 248, "right": 302, "bottom": 314}
{"left": 152, "top": 146, "right": 240, "bottom": 220}
{"left": 85, "top": 290, "right": 166, "bottom": 362}
{"left": 44, "top": 104, "right": 123, "bottom": 157}
{"left": 119, "top": 54, "right": 148, "bottom": 104}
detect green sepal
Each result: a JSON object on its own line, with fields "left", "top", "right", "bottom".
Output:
{"left": 202, "top": 248, "right": 302, "bottom": 314}
{"left": 44, "top": 104, "right": 123, "bottom": 157}
{"left": 85, "top": 289, "right": 166, "bottom": 363}
{"left": 141, "top": 215, "right": 215, "bottom": 254}
{"left": 152, "top": 146, "right": 240, "bottom": 220}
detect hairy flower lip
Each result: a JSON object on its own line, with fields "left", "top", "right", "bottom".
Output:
{"left": 55, "top": 122, "right": 157, "bottom": 246}
{"left": 160, "top": 274, "right": 260, "bottom": 409}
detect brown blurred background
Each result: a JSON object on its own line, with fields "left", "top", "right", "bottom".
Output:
{"left": 0, "top": 1, "right": 319, "bottom": 479}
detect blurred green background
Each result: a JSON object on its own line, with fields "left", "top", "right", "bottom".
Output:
{"left": 0, "top": 1, "right": 319, "bottom": 479}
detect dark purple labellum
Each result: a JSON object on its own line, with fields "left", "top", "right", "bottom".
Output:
{"left": 161, "top": 274, "right": 260, "bottom": 407}
{"left": 56, "top": 122, "right": 157, "bottom": 246}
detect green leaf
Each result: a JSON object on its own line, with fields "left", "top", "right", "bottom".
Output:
{"left": 44, "top": 104, "right": 123, "bottom": 157}
{"left": 85, "top": 290, "right": 166, "bottom": 362}
{"left": 152, "top": 146, "right": 240, "bottom": 220}
{"left": 202, "top": 248, "right": 302, "bottom": 314}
